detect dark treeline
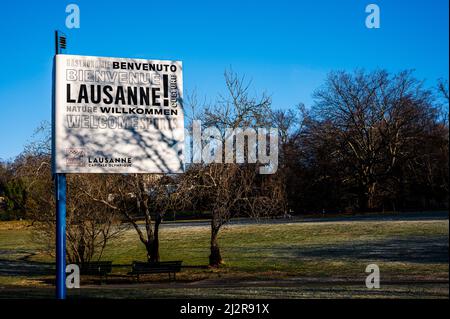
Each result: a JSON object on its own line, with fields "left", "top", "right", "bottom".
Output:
{"left": 0, "top": 69, "right": 448, "bottom": 266}
{"left": 279, "top": 70, "right": 449, "bottom": 214}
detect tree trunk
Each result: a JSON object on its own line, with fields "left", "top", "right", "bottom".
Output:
{"left": 367, "top": 182, "right": 377, "bottom": 211}
{"left": 147, "top": 214, "right": 162, "bottom": 263}
{"left": 209, "top": 225, "right": 223, "bottom": 267}
{"left": 358, "top": 188, "right": 368, "bottom": 212}
{"left": 147, "top": 242, "right": 159, "bottom": 263}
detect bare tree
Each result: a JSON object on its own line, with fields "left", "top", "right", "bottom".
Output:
{"left": 182, "top": 70, "right": 285, "bottom": 267}
{"left": 14, "top": 154, "right": 123, "bottom": 263}
{"left": 14, "top": 124, "right": 124, "bottom": 264}
{"left": 83, "top": 173, "right": 180, "bottom": 262}
{"left": 308, "top": 69, "right": 444, "bottom": 211}
{"left": 438, "top": 78, "right": 449, "bottom": 102}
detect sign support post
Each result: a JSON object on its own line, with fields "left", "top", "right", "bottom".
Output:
{"left": 54, "top": 30, "right": 67, "bottom": 300}
{"left": 55, "top": 173, "right": 66, "bottom": 299}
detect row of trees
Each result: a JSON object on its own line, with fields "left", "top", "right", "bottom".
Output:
{"left": 1, "top": 69, "right": 448, "bottom": 267}
{"left": 282, "top": 70, "right": 449, "bottom": 213}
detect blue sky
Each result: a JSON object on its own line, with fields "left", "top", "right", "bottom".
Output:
{"left": 0, "top": 0, "right": 448, "bottom": 160}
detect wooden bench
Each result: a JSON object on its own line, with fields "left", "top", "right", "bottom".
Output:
{"left": 128, "top": 261, "right": 182, "bottom": 281}
{"left": 80, "top": 261, "right": 113, "bottom": 281}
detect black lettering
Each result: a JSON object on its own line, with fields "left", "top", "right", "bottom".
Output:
{"left": 115, "top": 86, "right": 126, "bottom": 105}
{"left": 127, "top": 87, "right": 137, "bottom": 105}
{"left": 103, "top": 86, "right": 113, "bottom": 104}
{"left": 140, "top": 87, "right": 149, "bottom": 106}
{"left": 66, "top": 84, "right": 76, "bottom": 103}
{"left": 152, "top": 88, "right": 161, "bottom": 106}
{"left": 163, "top": 74, "right": 169, "bottom": 107}
{"left": 90, "top": 85, "right": 101, "bottom": 104}
{"left": 77, "top": 84, "right": 89, "bottom": 103}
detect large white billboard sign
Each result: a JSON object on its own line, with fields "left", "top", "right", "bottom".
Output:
{"left": 54, "top": 54, "right": 184, "bottom": 173}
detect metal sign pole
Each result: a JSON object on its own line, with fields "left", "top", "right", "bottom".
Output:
{"left": 55, "top": 173, "right": 66, "bottom": 299}
{"left": 54, "top": 30, "right": 67, "bottom": 300}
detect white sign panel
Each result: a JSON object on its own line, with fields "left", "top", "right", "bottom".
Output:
{"left": 54, "top": 54, "right": 184, "bottom": 173}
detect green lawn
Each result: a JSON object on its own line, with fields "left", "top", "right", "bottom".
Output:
{"left": 0, "top": 218, "right": 448, "bottom": 298}
{"left": 103, "top": 220, "right": 449, "bottom": 280}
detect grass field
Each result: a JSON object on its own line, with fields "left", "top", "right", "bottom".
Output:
{"left": 0, "top": 215, "right": 448, "bottom": 298}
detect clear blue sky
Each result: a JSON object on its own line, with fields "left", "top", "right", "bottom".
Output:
{"left": 0, "top": 0, "right": 448, "bottom": 160}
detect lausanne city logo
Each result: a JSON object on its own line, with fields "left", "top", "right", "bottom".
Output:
{"left": 65, "top": 148, "right": 86, "bottom": 167}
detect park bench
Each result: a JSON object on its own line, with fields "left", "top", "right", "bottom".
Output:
{"left": 128, "top": 261, "right": 182, "bottom": 281}
{"left": 80, "top": 261, "right": 113, "bottom": 281}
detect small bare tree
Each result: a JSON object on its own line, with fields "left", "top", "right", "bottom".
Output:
{"left": 15, "top": 155, "right": 123, "bottom": 263}
{"left": 83, "top": 173, "right": 180, "bottom": 262}
{"left": 15, "top": 123, "right": 124, "bottom": 264}
{"left": 182, "top": 70, "right": 285, "bottom": 267}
